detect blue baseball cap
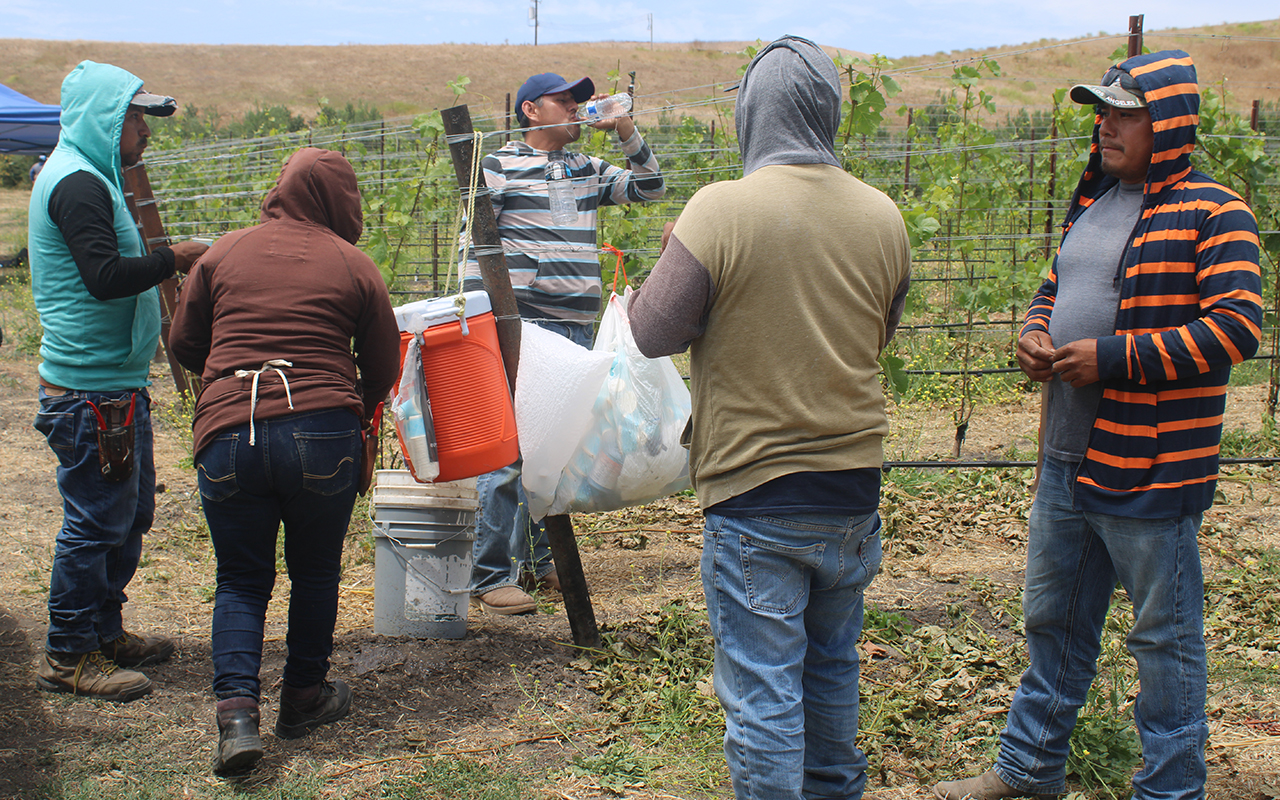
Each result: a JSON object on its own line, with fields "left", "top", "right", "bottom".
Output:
{"left": 515, "top": 73, "right": 594, "bottom": 124}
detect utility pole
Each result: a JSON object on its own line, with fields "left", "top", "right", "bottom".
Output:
{"left": 529, "top": 0, "right": 539, "bottom": 46}
{"left": 648, "top": 12, "right": 653, "bottom": 49}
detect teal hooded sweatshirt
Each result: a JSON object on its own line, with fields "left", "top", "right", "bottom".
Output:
{"left": 29, "top": 61, "right": 161, "bottom": 391}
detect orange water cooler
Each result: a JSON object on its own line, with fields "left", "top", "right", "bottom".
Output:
{"left": 394, "top": 291, "right": 518, "bottom": 482}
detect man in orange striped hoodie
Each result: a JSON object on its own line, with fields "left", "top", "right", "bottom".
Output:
{"left": 935, "top": 50, "right": 1262, "bottom": 800}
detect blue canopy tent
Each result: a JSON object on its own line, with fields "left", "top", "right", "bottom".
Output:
{"left": 0, "top": 82, "right": 60, "bottom": 154}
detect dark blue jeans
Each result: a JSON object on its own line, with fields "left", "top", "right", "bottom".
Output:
{"left": 196, "top": 408, "right": 361, "bottom": 701}
{"left": 34, "top": 387, "right": 155, "bottom": 655}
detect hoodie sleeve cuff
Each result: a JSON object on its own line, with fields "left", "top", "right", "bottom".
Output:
{"left": 1096, "top": 334, "right": 1128, "bottom": 381}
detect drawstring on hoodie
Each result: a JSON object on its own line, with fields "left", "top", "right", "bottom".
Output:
{"left": 235, "top": 359, "right": 295, "bottom": 446}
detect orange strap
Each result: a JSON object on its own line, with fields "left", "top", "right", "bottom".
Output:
{"left": 603, "top": 243, "right": 628, "bottom": 294}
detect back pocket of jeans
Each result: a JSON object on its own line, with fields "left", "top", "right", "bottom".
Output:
{"left": 196, "top": 433, "right": 240, "bottom": 502}
{"left": 741, "top": 536, "right": 821, "bottom": 615}
{"left": 296, "top": 429, "right": 359, "bottom": 497}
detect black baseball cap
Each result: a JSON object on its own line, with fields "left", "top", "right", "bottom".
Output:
{"left": 515, "top": 73, "right": 594, "bottom": 124}
{"left": 1070, "top": 67, "right": 1146, "bottom": 109}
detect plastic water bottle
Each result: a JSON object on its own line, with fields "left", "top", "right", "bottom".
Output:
{"left": 545, "top": 160, "right": 578, "bottom": 225}
{"left": 578, "top": 92, "right": 633, "bottom": 123}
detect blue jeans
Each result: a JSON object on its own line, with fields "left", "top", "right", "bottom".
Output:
{"left": 195, "top": 408, "right": 361, "bottom": 701}
{"left": 996, "top": 456, "right": 1207, "bottom": 799}
{"left": 471, "top": 319, "right": 593, "bottom": 595}
{"left": 702, "top": 510, "right": 882, "bottom": 800}
{"left": 34, "top": 387, "right": 155, "bottom": 655}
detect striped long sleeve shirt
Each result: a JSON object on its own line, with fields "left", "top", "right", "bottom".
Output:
{"left": 461, "top": 131, "right": 664, "bottom": 323}
{"left": 1022, "top": 50, "right": 1263, "bottom": 518}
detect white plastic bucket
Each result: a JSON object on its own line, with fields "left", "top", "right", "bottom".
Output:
{"left": 371, "top": 470, "right": 477, "bottom": 639}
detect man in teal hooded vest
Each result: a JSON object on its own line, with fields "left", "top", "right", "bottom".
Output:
{"left": 29, "top": 61, "right": 207, "bottom": 702}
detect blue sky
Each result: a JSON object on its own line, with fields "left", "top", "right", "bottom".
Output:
{"left": 4, "top": 1, "right": 1275, "bottom": 58}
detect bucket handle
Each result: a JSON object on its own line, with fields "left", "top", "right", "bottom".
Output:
{"left": 384, "top": 531, "right": 474, "bottom": 596}
{"left": 376, "top": 525, "right": 474, "bottom": 547}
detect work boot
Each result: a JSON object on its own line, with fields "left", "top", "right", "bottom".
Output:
{"left": 520, "top": 569, "right": 561, "bottom": 594}
{"left": 214, "top": 697, "right": 264, "bottom": 773}
{"left": 35, "top": 650, "right": 152, "bottom": 702}
{"left": 536, "top": 569, "right": 561, "bottom": 593}
{"left": 472, "top": 586, "right": 536, "bottom": 615}
{"left": 933, "top": 770, "right": 1061, "bottom": 799}
{"left": 275, "top": 679, "right": 352, "bottom": 739}
{"left": 100, "top": 630, "right": 176, "bottom": 667}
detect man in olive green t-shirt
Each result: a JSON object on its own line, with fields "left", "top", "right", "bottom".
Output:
{"left": 629, "top": 35, "right": 910, "bottom": 800}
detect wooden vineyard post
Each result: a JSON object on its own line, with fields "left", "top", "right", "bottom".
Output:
{"left": 440, "top": 107, "right": 520, "bottom": 383}
{"left": 122, "top": 161, "right": 198, "bottom": 400}
{"left": 440, "top": 104, "right": 601, "bottom": 650}
{"left": 1044, "top": 115, "right": 1057, "bottom": 260}
{"left": 432, "top": 221, "right": 439, "bottom": 290}
{"left": 903, "top": 108, "right": 913, "bottom": 197}
{"left": 1250, "top": 99, "right": 1279, "bottom": 419}
{"left": 1127, "top": 15, "right": 1144, "bottom": 58}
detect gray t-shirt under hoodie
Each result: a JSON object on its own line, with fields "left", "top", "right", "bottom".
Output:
{"left": 1044, "top": 180, "right": 1144, "bottom": 462}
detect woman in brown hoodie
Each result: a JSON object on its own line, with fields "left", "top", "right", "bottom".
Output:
{"left": 171, "top": 147, "right": 400, "bottom": 772}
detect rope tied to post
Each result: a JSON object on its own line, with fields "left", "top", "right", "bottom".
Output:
{"left": 451, "top": 130, "right": 489, "bottom": 295}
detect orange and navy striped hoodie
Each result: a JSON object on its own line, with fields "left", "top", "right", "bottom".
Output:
{"left": 1021, "top": 50, "right": 1263, "bottom": 519}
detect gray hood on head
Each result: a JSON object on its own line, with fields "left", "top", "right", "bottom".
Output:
{"left": 736, "top": 35, "right": 842, "bottom": 176}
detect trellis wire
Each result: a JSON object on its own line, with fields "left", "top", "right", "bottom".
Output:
{"left": 139, "top": 29, "right": 1280, "bottom": 465}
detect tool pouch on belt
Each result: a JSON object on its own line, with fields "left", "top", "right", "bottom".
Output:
{"left": 358, "top": 401, "right": 384, "bottom": 497}
{"left": 88, "top": 393, "right": 136, "bottom": 483}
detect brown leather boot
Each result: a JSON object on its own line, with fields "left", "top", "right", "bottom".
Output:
{"left": 520, "top": 568, "right": 560, "bottom": 594}
{"left": 36, "top": 650, "right": 152, "bottom": 702}
{"left": 933, "top": 770, "right": 1062, "bottom": 799}
{"left": 472, "top": 586, "right": 536, "bottom": 615}
{"left": 101, "top": 630, "right": 176, "bottom": 667}
{"left": 214, "top": 697, "right": 264, "bottom": 773}
{"left": 275, "top": 679, "right": 352, "bottom": 739}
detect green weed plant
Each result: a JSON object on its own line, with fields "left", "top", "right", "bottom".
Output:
{"left": 383, "top": 756, "right": 526, "bottom": 800}
{"left": 1065, "top": 599, "right": 1142, "bottom": 800}
{"left": 576, "top": 600, "right": 725, "bottom": 791}
{"left": 0, "top": 275, "right": 43, "bottom": 356}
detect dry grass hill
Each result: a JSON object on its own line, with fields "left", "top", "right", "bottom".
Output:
{"left": 2, "top": 17, "right": 1278, "bottom": 126}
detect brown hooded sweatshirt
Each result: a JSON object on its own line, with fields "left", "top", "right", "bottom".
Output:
{"left": 170, "top": 147, "right": 401, "bottom": 457}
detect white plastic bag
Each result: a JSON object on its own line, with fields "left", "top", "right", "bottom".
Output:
{"left": 516, "top": 323, "right": 614, "bottom": 519}
{"left": 391, "top": 333, "right": 440, "bottom": 482}
{"left": 520, "top": 288, "right": 692, "bottom": 519}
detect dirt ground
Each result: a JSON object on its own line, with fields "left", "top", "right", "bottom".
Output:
{"left": 0, "top": 338, "right": 1277, "bottom": 799}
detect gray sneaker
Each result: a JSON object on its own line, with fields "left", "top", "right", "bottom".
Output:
{"left": 36, "top": 650, "right": 153, "bottom": 702}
